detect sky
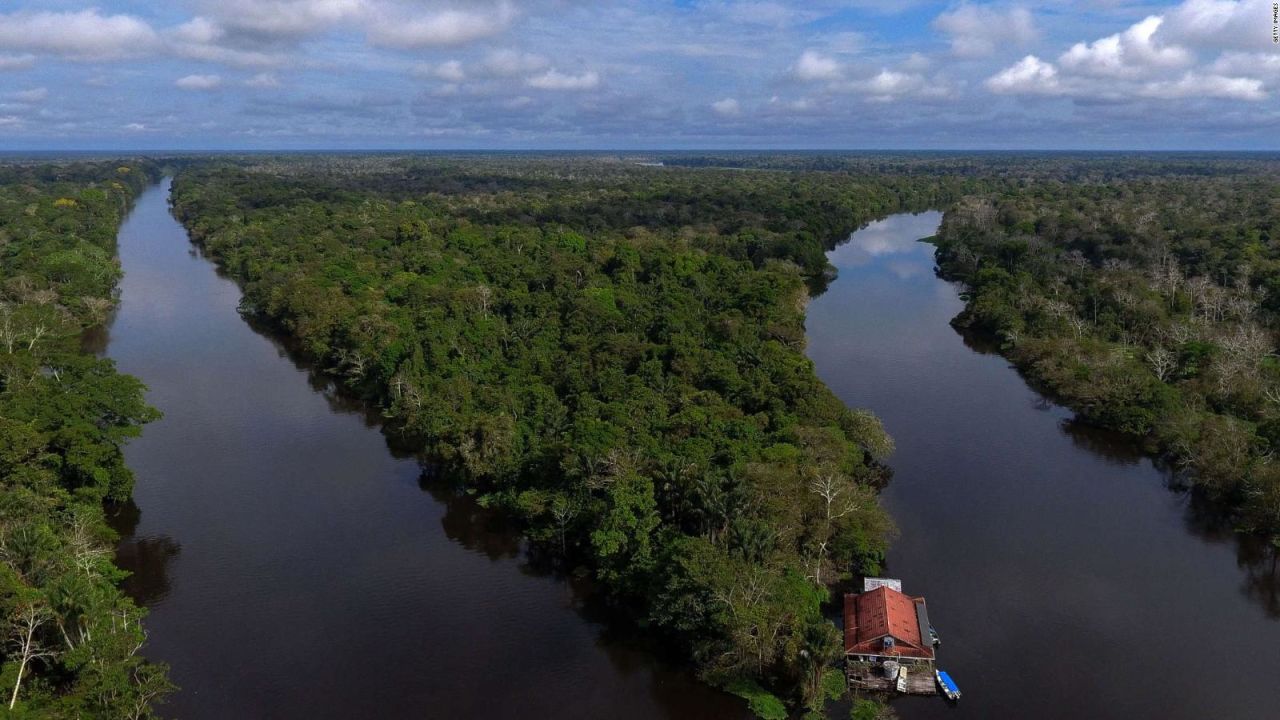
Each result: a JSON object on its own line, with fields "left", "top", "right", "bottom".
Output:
{"left": 0, "top": 0, "right": 1276, "bottom": 150}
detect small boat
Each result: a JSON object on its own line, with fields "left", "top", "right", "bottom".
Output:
{"left": 929, "top": 624, "right": 941, "bottom": 646}
{"left": 936, "top": 670, "right": 961, "bottom": 701}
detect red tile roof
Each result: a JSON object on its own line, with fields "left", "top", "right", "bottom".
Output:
{"left": 843, "top": 587, "right": 934, "bottom": 660}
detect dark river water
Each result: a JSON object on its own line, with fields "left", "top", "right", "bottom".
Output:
{"left": 102, "top": 179, "right": 747, "bottom": 719}
{"left": 806, "top": 213, "right": 1280, "bottom": 719}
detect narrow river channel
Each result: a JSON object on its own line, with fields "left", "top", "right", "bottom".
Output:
{"left": 806, "top": 213, "right": 1280, "bottom": 719}
{"left": 102, "top": 180, "right": 747, "bottom": 719}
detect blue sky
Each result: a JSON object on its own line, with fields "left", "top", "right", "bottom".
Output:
{"left": 0, "top": 1, "right": 1276, "bottom": 150}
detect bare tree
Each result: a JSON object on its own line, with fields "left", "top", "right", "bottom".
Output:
{"left": 550, "top": 495, "right": 580, "bottom": 555}
{"left": 807, "top": 472, "right": 863, "bottom": 585}
{"left": 7, "top": 599, "right": 55, "bottom": 710}
{"left": 1145, "top": 346, "right": 1176, "bottom": 382}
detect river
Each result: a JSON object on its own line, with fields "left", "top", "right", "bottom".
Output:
{"left": 102, "top": 179, "right": 746, "bottom": 719}
{"left": 104, "top": 181, "right": 1280, "bottom": 719}
{"left": 806, "top": 213, "right": 1280, "bottom": 719}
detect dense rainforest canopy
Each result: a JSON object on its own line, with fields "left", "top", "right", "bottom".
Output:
{"left": 933, "top": 165, "right": 1280, "bottom": 540}
{"left": 168, "top": 155, "right": 973, "bottom": 713}
{"left": 0, "top": 160, "right": 170, "bottom": 717}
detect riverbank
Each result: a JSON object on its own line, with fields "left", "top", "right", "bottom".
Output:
{"left": 807, "top": 212, "right": 1280, "bottom": 719}
{"left": 0, "top": 160, "right": 169, "bottom": 716}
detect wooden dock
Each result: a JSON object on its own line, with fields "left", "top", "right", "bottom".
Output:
{"left": 847, "top": 661, "right": 938, "bottom": 696}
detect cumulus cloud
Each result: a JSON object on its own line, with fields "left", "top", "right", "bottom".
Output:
{"left": 986, "top": 55, "right": 1059, "bottom": 95}
{"left": 1163, "top": 0, "right": 1274, "bottom": 51}
{"left": 246, "top": 73, "right": 283, "bottom": 88}
{"left": 1138, "top": 72, "right": 1265, "bottom": 100}
{"left": 11, "top": 87, "right": 47, "bottom": 103}
{"left": 480, "top": 50, "right": 550, "bottom": 78}
{"left": 857, "top": 70, "right": 928, "bottom": 101}
{"left": 933, "top": 4, "right": 1036, "bottom": 58}
{"left": 0, "top": 54, "right": 35, "bottom": 71}
{"left": 711, "top": 98, "right": 741, "bottom": 116}
{"left": 791, "top": 49, "right": 940, "bottom": 102}
{"left": 1060, "top": 16, "right": 1191, "bottom": 78}
{"left": 367, "top": 1, "right": 516, "bottom": 48}
{"left": 527, "top": 69, "right": 600, "bottom": 91}
{"left": 0, "top": 9, "right": 160, "bottom": 61}
{"left": 987, "top": 3, "right": 1270, "bottom": 103}
{"left": 176, "top": 74, "right": 224, "bottom": 91}
{"left": 431, "top": 60, "right": 467, "bottom": 82}
{"left": 793, "top": 50, "right": 842, "bottom": 81}
{"left": 194, "top": 0, "right": 362, "bottom": 39}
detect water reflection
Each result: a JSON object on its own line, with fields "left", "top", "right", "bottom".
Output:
{"left": 108, "top": 499, "right": 181, "bottom": 608}
{"left": 420, "top": 475, "right": 523, "bottom": 562}
{"left": 827, "top": 215, "right": 938, "bottom": 270}
{"left": 1182, "top": 490, "right": 1280, "bottom": 618}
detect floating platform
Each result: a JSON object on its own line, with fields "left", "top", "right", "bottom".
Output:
{"left": 846, "top": 661, "right": 938, "bottom": 696}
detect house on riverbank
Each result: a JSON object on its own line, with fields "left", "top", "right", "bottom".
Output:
{"left": 844, "top": 578, "right": 938, "bottom": 695}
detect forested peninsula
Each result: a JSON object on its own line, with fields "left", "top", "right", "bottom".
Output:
{"left": 169, "top": 156, "right": 964, "bottom": 714}
{"left": 0, "top": 161, "right": 170, "bottom": 717}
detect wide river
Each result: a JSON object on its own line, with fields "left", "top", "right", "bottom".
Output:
{"left": 105, "top": 182, "right": 1280, "bottom": 719}
{"left": 807, "top": 212, "right": 1280, "bottom": 719}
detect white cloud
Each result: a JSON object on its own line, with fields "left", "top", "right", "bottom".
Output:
{"left": 1059, "top": 16, "right": 1191, "bottom": 78}
{"left": 933, "top": 4, "right": 1036, "bottom": 58}
{"left": 246, "top": 73, "right": 282, "bottom": 88}
{"left": 987, "top": 7, "right": 1269, "bottom": 103}
{"left": 1163, "top": 0, "right": 1273, "bottom": 51}
{"left": 480, "top": 50, "right": 549, "bottom": 78}
{"left": 195, "top": 0, "right": 362, "bottom": 38}
{"left": 1210, "top": 50, "right": 1280, "bottom": 80}
{"left": 367, "top": 1, "right": 516, "bottom": 48}
{"left": 793, "top": 50, "right": 842, "bottom": 81}
{"left": 901, "top": 52, "right": 931, "bottom": 73}
{"left": 166, "top": 18, "right": 291, "bottom": 68}
{"left": 986, "top": 55, "right": 1060, "bottom": 94}
{"left": 176, "top": 74, "right": 224, "bottom": 90}
{"left": 711, "top": 97, "right": 741, "bottom": 116}
{"left": 0, "top": 10, "right": 159, "bottom": 61}
{"left": 527, "top": 69, "right": 600, "bottom": 91}
{"left": 11, "top": 88, "right": 47, "bottom": 103}
{"left": 1138, "top": 72, "right": 1265, "bottom": 100}
{"left": 857, "top": 70, "right": 926, "bottom": 100}
{"left": 0, "top": 54, "right": 35, "bottom": 71}
{"left": 431, "top": 60, "right": 466, "bottom": 82}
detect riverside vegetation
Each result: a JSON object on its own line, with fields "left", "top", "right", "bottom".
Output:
{"left": 169, "top": 155, "right": 966, "bottom": 715}
{"left": 166, "top": 153, "right": 1280, "bottom": 715}
{"left": 0, "top": 160, "right": 170, "bottom": 717}
{"left": 933, "top": 165, "right": 1280, "bottom": 542}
